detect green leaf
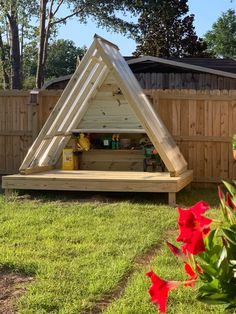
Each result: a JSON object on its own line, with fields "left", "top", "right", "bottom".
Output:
{"left": 198, "top": 265, "right": 218, "bottom": 279}
{"left": 204, "top": 229, "right": 217, "bottom": 251}
{"left": 217, "top": 246, "right": 228, "bottom": 268}
{"left": 227, "top": 244, "right": 236, "bottom": 260}
{"left": 199, "top": 244, "right": 222, "bottom": 265}
{"left": 223, "top": 181, "right": 236, "bottom": 197}
{"left": 225, "top": 303, "right": 236, "bottom": 310}
{"left": 222, "top": 228, "right": 236, "bottom": 245}
{"left": 230, "top": 224, "right": 236, "bottom": 232}
{"left": 218, "top": 258, "right": 231, "bottom": 281}
{"left": 197, "top": 293, "right": 229, "bottom": 305}
{"left": 199, "top": 272, "right": 214, "bottom": 283}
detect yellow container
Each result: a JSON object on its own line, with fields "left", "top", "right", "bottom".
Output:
{"left": 62, "top": 148, "right": 75, "bottom": 170}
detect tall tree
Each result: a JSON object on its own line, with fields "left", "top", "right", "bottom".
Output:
{"left": 0, "top": 0, "right": 38, "bottom": 89}
{"left": 0, "top": 29, "right": 10, "bottom": 88}
{"left": 0, "top": 0, "right": 21, "bottom": 88}
{"left": 134, "top": 0, "right": 208, "bottom": 57}
{"left": 36, "top": 0, "right": 141, "bottom": 88}
{"left": 204, "top": 9, "right": 236, "bottom": 58}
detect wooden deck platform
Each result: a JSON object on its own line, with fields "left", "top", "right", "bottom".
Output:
{"left": 2, "top": 169, "right": 193, "bottom": 205}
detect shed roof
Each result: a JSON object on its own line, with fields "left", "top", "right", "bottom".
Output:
{"left": 42, "top": 56, "right": 236, "bottom": 90}
{"left": 127, "top": 56, "right": 236, "bottom": 78}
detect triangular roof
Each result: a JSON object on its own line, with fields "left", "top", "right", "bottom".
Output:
{"left": 20, "top": 35, "right": 188, "bottom": 176}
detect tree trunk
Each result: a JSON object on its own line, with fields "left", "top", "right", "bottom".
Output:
{"left": 0, "top": 31, "right": 10, "bottom": 89}
{"left": 8, "top": 8, "right": 22, "bottom": 89}
{"left": 20, "top": 23, "right": 24, "bottom": 83}
{"left": 36, "top": 0, "right": 47, "bottom": 88}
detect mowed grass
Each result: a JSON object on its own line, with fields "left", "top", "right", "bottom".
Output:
{"left": 0, "top": 187, "right": 223, "bottom": 313}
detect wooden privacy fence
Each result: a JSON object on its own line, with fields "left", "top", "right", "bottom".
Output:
{"left": 0, "top": 89, "right": 236, "bottom": 183}
{"left": 146, "top": 89, "right": 236, "bottom": 183}
{"left": 0, "top": 90, "right": 61, "bottom": 174}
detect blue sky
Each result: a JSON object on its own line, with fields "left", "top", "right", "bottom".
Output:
{"left": 57, "top": 0, "right": 235, "bottom": 56}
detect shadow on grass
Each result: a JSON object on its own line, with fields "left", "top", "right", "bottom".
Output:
{"left": 1, "top": 185, "right": 220, "bottom": 208}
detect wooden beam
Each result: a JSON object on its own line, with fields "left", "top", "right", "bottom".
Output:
{"left": 2, "top": 170, "right": 194, "bottom": 194}
{"left": 19, "top": 41, "right": 98, "bottom": 171}
{"left": 50, "top": 67, "right": 110, "bottom": 165}
{"left": 94, "top": 34, "right": 119, "bottom": 50}
{"left": 44, "top": 132, "right": 71, "bottom": 140}
{"left": 20, "top": 165, "right": 54, "bottom": 175}
{"left": 71, "top": 128, "right": 146, "bottom": 134}
{"left": 0, "top": 91, "right": 29, "bottom": 96}
{"left": 95, "top": 37, "right": 187, "bottom": 176}
{"left": 0, "top": 131, "right": 32, "bottom": 136}
{"left": 174, "top": 135, "right": 231, "bottom": 143}
{"left": 5, "top": 189, "right": 14, "bottom": 197}
{"left": 34, "top": 60, "right": 107, "bottom": 167}
{"left": 168, "top": 192, "right": 176, "bottom": 206}
{"left": 156, "top": 92, "right": 236, "bottom": 101}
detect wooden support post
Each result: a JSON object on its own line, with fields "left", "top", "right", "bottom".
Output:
{"left": 168, "top": 192, "right": 176, "bottom": 206}
{"left": 5, "top": 189, "right": 14, "bottom": 197}
{"left": 29, "top": 89, "right": 39, "bottom": 141}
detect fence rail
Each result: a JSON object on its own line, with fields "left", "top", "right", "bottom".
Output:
{"left": 0, "top": 89, "right": 236, "bottom": 183}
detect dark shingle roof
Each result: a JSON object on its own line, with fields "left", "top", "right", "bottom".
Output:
{"left": 125, "top": 57, "right": 236, "bottom": 74}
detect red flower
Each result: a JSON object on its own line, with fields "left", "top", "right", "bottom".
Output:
{"left": 181, "top": 230, "right": 206, "bottom": 255}
{"left": 218, "top": 186, "right": 225, "bottom": 201}
{"left": 226, "top": 192, "right": 236, "bottom": 210}
{"left": 179, "top": 201, "right": 210, "bottom": 222}
{"left": 177, "top": 201, "right": 212, "bottom": 255}
{"left": 146, "top": 271, "right": 180, "bottom": 313}
{"left": 166, "top": 241, "right": 184, "bottom": 258}
{"left": 184, "top": 262, "right": 203, "bottom": 287}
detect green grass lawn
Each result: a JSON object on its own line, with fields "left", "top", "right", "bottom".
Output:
{"left": 0, "top": 187, "right": 224, "bottom": 313}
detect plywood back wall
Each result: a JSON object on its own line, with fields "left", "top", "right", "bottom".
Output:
{"left": 77, "top": 76, "right": 142, "bottom": 130}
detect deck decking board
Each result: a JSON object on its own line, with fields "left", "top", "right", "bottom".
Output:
{"left": 2, "top": 170, "right": 193, "bottom": 199}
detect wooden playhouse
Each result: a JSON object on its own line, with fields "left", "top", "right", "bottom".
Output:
{"left": 2, "top": 35, "right": 193, "bottom": 205}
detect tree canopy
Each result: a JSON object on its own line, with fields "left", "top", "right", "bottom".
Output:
{"left": 36, "top": 0, "right": 142, "bottom": 88}
{"left": 46, "top": 39, "right": 86, "bottom": 78}
{"left": 0, "top": 0, "right": 142, "bottom": 89}
{"left": 204, "top": 9, "right": 236, "bottom": 58}
{"left": 133, "top": 0, "right": 209, "bottom": 57}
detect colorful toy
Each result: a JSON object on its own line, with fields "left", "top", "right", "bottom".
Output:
{"left": 143, "top": 146, "right": 165, "bottom": 172}
{"left": 77, "top": 133, "right": 91, "bottom": 151}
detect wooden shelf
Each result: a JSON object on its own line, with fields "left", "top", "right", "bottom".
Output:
{"left": 73, "top": 148, "right": 144, "bottom": 154}
{"left": 71, "top": 128, "right": 146, "bottom": 134}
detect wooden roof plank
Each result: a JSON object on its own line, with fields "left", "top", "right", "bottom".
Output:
{"left": 95, "top": 37, "right": 187, "bottom": 175}
{"left": 20, "top": 41, "right": 98, "bottom": 170}
{"left": 20, "top": 35, "right": 189, "bottom": 177}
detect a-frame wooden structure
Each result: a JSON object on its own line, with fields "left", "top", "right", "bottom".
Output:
{"left": 2, "top": 35, "right": 193, "bottom": 205}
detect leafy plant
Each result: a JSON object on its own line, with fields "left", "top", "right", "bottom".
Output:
{"left": 232, "top": 135, "right": 236, "bottom": 150}
{"left": 146, "top": 181, "right": 236, "bottom": 313}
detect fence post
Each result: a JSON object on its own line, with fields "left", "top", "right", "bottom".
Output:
{"left": 29, "top": 89, "right": 39, "bottom": 141}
